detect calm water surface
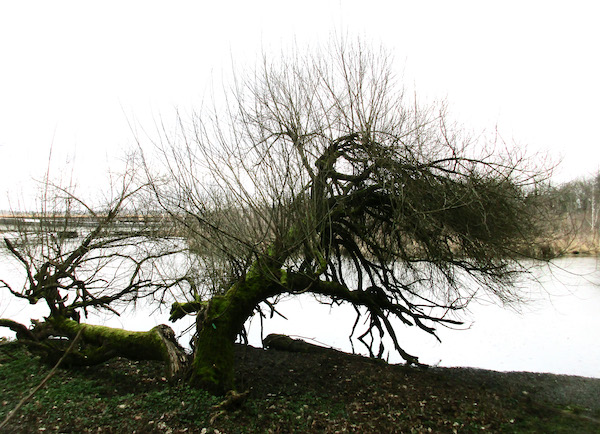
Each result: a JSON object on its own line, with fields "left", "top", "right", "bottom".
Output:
{"left": 1, "top": 253, "right": 598, "bottom": 378}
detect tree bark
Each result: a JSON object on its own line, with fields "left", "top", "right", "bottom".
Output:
{"left": 0, "top": 319, "right": 37, "bottom": 341}
{"left": 2, "top": 318, "right": 189, "bottom": 381}
{"left": 188, "top": 270, "right": 283, "bottom": 394}
{"left": 54, "top": 319, "right": 188, "bottom": 380}
{"left": 263, "top": 333, "right": 338, "bottom": 354}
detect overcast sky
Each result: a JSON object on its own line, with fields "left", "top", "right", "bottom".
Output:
{"left": 1, "top": 1, "right": 599, "bottom": 209}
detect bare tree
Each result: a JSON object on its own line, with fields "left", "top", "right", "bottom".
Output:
{"left": 0, "top": 160, "right": 188, "bottom": 379}
{"left": 145, "top": 41, "right": 553, "bottom": 394}
{"left": 1, "top": 42, "right": 554, "bottom": 396}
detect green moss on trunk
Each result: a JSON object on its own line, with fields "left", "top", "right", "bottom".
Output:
{"left": 170, "top": 300, "right": 207, "bottom": 321}
{"left": 47, "top": 318, "right": 187, "bottom": 379}
{"left": 53, "top": 319, "right": 161, "bottom": 359}
{"left": 190, "top": 318, "right": 236, "bottom": 395}
{"left": 189, "top": 271, "right": 283, "bottom": 394}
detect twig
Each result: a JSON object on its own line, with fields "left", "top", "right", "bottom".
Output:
{"left": 0, "top": 328, "right": 84, "bottom": 430}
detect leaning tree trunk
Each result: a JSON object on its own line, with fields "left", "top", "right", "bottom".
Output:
{"left": 188, "top": 271, "right": 282, "bottom": 395}
{"left": 190, "top": 305, "right": 239, "bottom": 395}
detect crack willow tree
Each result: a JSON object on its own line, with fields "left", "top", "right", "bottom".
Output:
{"left": 148, "top": 42, "right": 553, "bottom": 394}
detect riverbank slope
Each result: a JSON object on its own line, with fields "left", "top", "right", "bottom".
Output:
{"left": 1, "top": 342, "right": 599, "bottom": 433}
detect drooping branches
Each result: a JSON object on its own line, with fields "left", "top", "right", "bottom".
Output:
{"left": 62, "top": 40, "right": 555, "bottom": 395}
{"left": 153, "top": 42, "right": 552, "bottom": 368}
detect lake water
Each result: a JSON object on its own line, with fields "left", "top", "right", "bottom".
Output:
{"left": 1, "top": 253, "right": 599, "bottom": 378}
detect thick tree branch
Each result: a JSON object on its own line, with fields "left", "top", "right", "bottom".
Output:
{"left": 0, "top": 319, "right": 37, "bottom": 341}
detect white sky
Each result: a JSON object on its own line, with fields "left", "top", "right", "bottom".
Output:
{"left": 1, "top": 0, "right": 599, "bottom": 210}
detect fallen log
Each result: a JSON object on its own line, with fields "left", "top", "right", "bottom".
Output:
{"left": 263, "top": 334, "right": 340, "bottom": 354}
{"left": 1, "top": 318, "right": 189, "bottom": 381}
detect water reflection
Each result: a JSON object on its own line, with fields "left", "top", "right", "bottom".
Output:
{"left": 244, "top": 257, "right": 600, "bottom": 378}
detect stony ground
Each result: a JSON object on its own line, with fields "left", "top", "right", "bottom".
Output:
{"left": 1, "top": 342, "right": 599, "bottom": 433}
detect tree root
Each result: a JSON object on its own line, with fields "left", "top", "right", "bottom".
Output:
{"left": 210, "top": 390, "right": 250, "bottom": 424}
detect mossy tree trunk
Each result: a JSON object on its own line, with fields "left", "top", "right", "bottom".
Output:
{"left": 188, "top": 269, "right": 284, "bottom": 395}
{"left": 2, "top": 317, "right": 188, "bottom": 381}
{"left": 54, "top": 318, "right": 188, "bottom": 380}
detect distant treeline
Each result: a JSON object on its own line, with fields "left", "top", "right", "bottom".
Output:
{"left": 540, "top": 172, "right": 600, "bottom": 255}
{"left": 2, "top": 173, "right": 599, "bottom": 257}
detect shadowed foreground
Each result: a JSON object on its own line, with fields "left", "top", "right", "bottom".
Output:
{"left": 1, "top": 341, "right": 599, "bottom": 433}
